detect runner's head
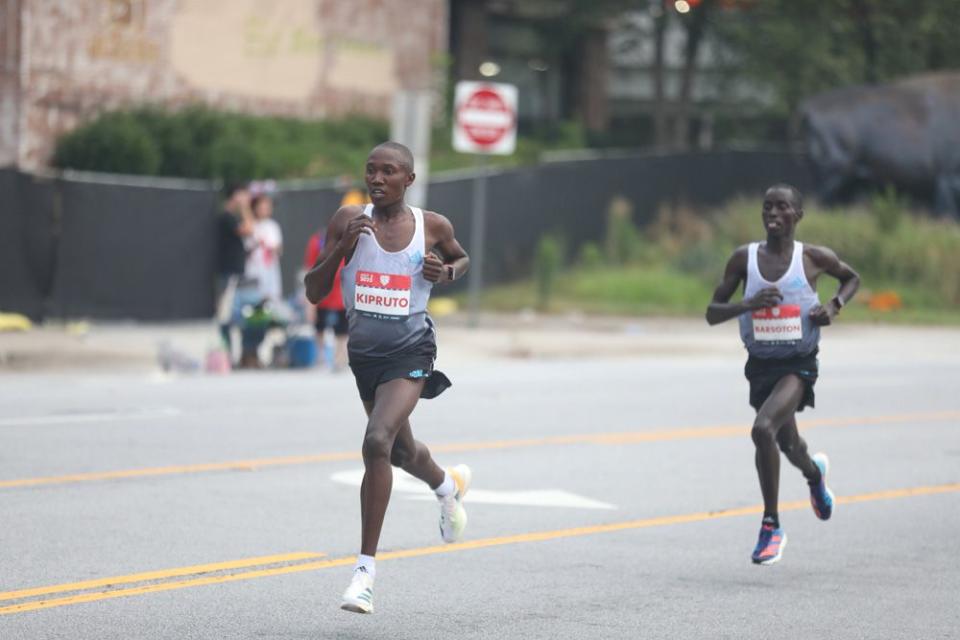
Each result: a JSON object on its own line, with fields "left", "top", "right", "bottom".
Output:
{"left": 366, "top": 142, "right": 415, "bottom": 207}
{"left": 762, "top": 184, "right": 803, "bottom": 238}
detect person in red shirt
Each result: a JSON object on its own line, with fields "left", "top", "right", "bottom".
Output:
{"left": 303, "top": 230, "right": 348, "bottom": 370}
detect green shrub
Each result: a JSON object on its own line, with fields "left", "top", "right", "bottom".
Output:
{"left": 605, "top": 196, "right": 646, "bottom": 265}
{"left": 53, "top": 112, "right": 161, "bottom": 175}
{"left": 578, "top": 242, "right": 604, "bottom": 270}
{"left": 871, "top": 184, "right": 905, "bottom": 233}
{"left": 709, "top": 199, "right": 960, "bottom": 305}
{"left": 54, "top": 106, "right": 589, "bottom": 179}
{"left": 53, "top": 106, "right": 390, "bottom": 180}
{"left": 535, "top": 234, "right": 565, "bottom": 311}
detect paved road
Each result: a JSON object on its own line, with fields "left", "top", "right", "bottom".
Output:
{"left": 1, "top": 322, "right": 958, "bottom": 639}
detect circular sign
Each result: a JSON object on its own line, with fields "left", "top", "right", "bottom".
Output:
{"left": 456, "top": 87, "right": 515, "bottom": 147}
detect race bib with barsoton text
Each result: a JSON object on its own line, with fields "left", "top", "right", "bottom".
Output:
{"left": 751, "top": 305, "right": 802, "bottom": 342}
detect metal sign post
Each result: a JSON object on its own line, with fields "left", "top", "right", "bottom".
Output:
{"left": 452, "top": 81, "right": 517, "bottom": 327}
{"left": 467, "top": 156, "right": 488, "bottom": 326}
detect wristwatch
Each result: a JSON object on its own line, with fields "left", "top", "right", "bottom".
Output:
{"left": 831, "top": 295, "right": 845, "bottom": 311}
{"left": 446, "top": 265, "right": 456, "bottom": 281}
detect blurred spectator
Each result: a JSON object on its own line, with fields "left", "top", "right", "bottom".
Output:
{"left": 303, "top": 231, "right": 347, "bottom": 371}
{"left": 246, "top": 191, "right": 283, "bottom": 304}
{"left": 301, "top": 180, "right": 368, "bottom": 371}
{"left": 215, "top": 182, "right": 254, "bottom": 358}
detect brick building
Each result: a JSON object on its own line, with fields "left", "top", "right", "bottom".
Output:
{"left": 0, "top": 0, "right": 447, "bottom": 169}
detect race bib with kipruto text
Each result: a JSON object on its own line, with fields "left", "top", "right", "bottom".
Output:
{"left": 355, "top": 271, "right": 412, "bottom": 320}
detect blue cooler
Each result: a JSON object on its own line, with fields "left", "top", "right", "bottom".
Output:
{"left": 288, "top": 335, "right": 318, "bottom": 368}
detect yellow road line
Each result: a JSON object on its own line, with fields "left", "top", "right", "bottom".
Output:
{"left": 0, "top": 552, "right": 325, "bottom": 602}
{"left": 1, "top": 481, "right": 957, "bottom": 616}
{"left": 1, "top": 410, "right": 957, "bottom": 490}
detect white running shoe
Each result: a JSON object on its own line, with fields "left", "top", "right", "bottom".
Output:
{"left": 439, "top": 464, "right": 472, "bottom": 543}
{"left": 340, "top": 567, "right": 374, "bottom": 614}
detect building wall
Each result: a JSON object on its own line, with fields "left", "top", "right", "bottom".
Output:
{"left": 8, "top": 0, "right": 447, "bottom": 169}
{"left": 0, "top": 0, "right": 23, "bottom": 166}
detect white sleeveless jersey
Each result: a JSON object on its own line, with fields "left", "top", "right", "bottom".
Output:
{"left": 341, "top": 204, "right": 434, "bottom": 357}
{"left": 739, "top": 241, "right": 821, "bottom": 358}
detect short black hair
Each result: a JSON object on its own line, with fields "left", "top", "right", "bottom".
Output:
{"left": 766, "top": 183, "right": 803, "bottom": 209}
{"left": 371, "top": 141, "right": 414, "bottom": 172}
{"left": 222, "top": 181, "right": 248, "bottom": 199}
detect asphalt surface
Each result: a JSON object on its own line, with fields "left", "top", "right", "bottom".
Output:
{"left": 1, "top": 321, "right": 958, "bottom": 639}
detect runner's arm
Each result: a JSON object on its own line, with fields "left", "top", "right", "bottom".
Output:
{"left": 705, "top": 246, "right": 782, "bottom": 325}
{"left": 423, "top": 212, "right": 469, "bottom": 284}
{"left": 304, "top": 206, "right": 369, "bottom": 303}
{"left": 808, "top": 245, "right": 860, "bottom": 324}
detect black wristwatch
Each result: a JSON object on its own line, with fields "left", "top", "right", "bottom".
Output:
{"left": 445, "top": 265, "right": 455, "bottom": 281}
{"left": 830, "top": 295, "right": 845, "bottom": 312}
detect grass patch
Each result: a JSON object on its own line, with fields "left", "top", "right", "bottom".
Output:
{"left": 475, "top": 197, "right": 960, "bottom": 326}
{"left": 477, "top": 266, "right": 714, "bottom": 316}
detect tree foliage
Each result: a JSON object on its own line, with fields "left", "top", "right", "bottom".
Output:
{"left": 713, "top": 0, "right": 960, "bottom": 116}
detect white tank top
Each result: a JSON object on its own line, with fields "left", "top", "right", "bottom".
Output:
{"left": 739, "top": 241, "right": 821, "bottom": 358}
{"left": 340, "top": 204, "right": 434, "bottom": 357}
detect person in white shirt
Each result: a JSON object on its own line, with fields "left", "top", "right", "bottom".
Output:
{"left": 246, "top": 193, "right": 283, "bottom": 303}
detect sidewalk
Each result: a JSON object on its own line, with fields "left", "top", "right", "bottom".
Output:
{"left": 1, "top": 312, "right": 958, "bottom": 373}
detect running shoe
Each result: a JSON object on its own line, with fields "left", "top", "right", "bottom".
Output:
{"left": 439, "top": 464, "right": 472, "bottom": 543}
{"left": 809, "top": 452, "right": 834, "bottom": 521}
{"left": 751, "top": 524, "right": 787, "bottom": 565}
{"left": 340, "top": 566, "right": 374, "bottom": 614}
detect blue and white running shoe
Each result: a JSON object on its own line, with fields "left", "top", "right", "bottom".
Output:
{"left": 809, "top": 452, "right": 834, "bottom": 520}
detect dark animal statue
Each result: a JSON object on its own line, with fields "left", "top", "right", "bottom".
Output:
{"left": 800, "top": 72, "right": 960, "bottom": 217}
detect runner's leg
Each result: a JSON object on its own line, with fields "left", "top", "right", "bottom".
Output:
{"left": 776, "top": 416, "right": 821, "bottom": 482}
{"left": 752, "top": 375, "right": 806, "bottom": 519}
{"left": 390, "top": 420, "right": 445, "bottom": 489}
{"left": 359, "top": 377, "right": 425, "bottom": 556}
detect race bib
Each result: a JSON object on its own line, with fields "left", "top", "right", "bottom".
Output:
{"left": 752, "top": 305, "right": 802, "bottom": 341}
{"left": 355, "top": 271, "right": 411, "bottom": 320}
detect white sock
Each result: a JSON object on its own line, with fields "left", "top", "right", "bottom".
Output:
{"left": 355, "top": 554, "right": 376, "bottom": 578}
{"left": 434, "top": 471, "right": 455, "bottom": 498}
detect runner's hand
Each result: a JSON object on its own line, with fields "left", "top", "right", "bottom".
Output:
{"left": 746, "top": 287, "right": 782, "bottom": 310}
{"left": 337, "top": 215, "right": 375, "bottom": 253}
{"left": 809, "top": 303, "right": 834, "bottom": 326}
{"left": 422, "top": 252, "right": 445, "bottom": 283}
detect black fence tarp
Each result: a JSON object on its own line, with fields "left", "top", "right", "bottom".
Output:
{"left": 49, "top": 177, "right": 218, "bottom": 320}
{"left": 425, "top": 150, "right": 814, "bottom": 286}
{"left": 0, "top": 150, "right": 813, "bottom": 321}
{"left": 0, "top": 169, "right": 57, "bottom": 320}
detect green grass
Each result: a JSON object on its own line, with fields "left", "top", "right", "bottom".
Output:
{"left": 470, "top": 194, "right": 960, "bottom": 326}
{"left": 476, "top": 266, "right": 713, "bottom": 316}
{"left": 474, "top": 265, "right": 960, "bottom": 326}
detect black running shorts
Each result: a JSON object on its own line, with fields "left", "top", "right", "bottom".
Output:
{"left": 315, "top": 309, "right": 349, "bottom": 336}
{"left": 744, "top": 349, "right": 819, "bottom": 412}
{"left": 348, "top": 332, "right": 451, "bottom": 403}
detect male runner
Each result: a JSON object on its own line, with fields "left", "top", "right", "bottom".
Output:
{"left": 304, "top": 142, "right": 472, "bottom": 613}
{"left": 706, "top": 184, "right": 860, "bottom": 565}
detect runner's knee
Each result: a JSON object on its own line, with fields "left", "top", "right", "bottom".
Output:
{"left": 751, "top": 416, "right": 777, "bottom": 446}
{"left": 362, "top": 427, "right": 394, "bottom": 461}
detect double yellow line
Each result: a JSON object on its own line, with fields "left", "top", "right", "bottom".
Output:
{"left": 1, "top": 410, "right": 957, "bottom": 491}
{"left": 2, "top": 481, "right": 958, "bottom": 616}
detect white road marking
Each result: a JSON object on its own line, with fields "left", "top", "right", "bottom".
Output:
{"left": 0, "top": 407, "right": 181, "bottom": 427}
{"left": 330, "top": 468, "right": 617, "bottom": 510}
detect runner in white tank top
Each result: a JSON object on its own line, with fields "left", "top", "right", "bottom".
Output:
{"left": 706, "top": 183, "right": 860, "bottom": 566}
{"left": 304, "top": 142, "right": 473, "bottom": 614}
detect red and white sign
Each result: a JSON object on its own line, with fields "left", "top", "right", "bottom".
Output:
{"left": 355, "top": 271, "right": 412, "bottom": 319}
{"left": 752, "top": 305, "right": 802, "bottom": 341}
{"left": 453, "top": 81, "right": 517, "bottom": 155}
